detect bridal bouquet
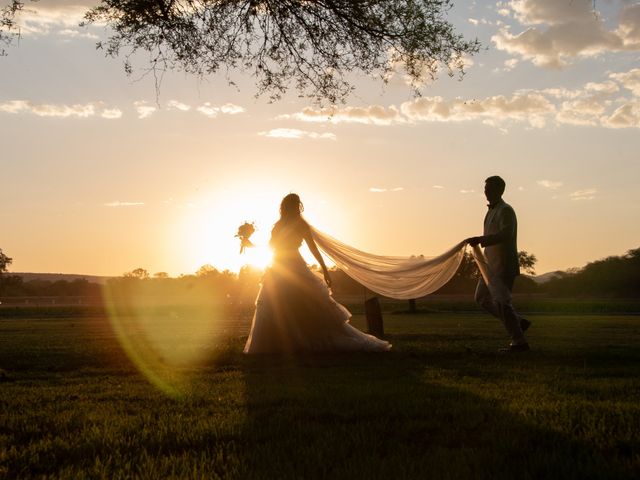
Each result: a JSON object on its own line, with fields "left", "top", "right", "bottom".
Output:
{"left": 235, "top": 222, "right": 256, "bottom": 254}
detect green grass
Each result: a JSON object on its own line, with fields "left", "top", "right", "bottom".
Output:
{"left": 0, "top": 310, "right": 639, "bottom": 479}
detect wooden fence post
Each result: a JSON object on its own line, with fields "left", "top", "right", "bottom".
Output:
{"left": 364, "top": 296, "right": 384, "bottom": 337}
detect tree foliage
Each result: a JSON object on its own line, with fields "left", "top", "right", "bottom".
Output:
{"left": 123, "top": 267, "right": 150, "bottom": 279}
{"left": 542, "top": 247, "right": 640, "bottom": 297}
{"left": 2, "top": 0, "right": 479, "bottom": 104}
{"left": 0, "top": 0, "right": 22, "bottom": 56}
{"left": 518, "top": 250, "right": 537, "bottom": 276}
{"left": 0, "top": 248, "right": 12, "bottom": 273}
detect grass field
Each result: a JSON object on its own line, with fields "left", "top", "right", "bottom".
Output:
{"left": 0, "top": 307, "right": 639, "bottom": 479}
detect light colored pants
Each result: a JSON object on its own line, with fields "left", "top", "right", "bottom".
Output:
{"left": 474, "top": 275, "right": 526, "bottom": 345}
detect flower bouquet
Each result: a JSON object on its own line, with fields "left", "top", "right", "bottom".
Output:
{"left": 235, "top": 222, "right": 256, "bottom": 254}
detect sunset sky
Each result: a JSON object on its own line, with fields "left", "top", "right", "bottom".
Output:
{"left": 1, "top": 0, "right": 639, "bottom": 277}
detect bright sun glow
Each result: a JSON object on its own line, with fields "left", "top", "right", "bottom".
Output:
{"left": 168, "top": 177, "right": 342, "bottom": 275}
{"left": 174, "top": 186, "right": 280, "bottom": 273}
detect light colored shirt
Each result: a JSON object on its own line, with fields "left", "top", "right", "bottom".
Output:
{"left": 482, "top": 199, "right": 519, "bottom": 277}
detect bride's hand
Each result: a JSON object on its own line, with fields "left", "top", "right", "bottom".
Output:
{"left": 323, "top": 271, "right": 332, "bottom": 288}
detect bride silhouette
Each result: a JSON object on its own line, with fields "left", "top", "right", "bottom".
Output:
{"left": 243, "top": 193, "right": 391, "bottom": 354}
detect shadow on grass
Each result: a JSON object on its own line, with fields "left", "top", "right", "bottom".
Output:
{"left": 238, "top": 349, "right": 636, "bottom": 479}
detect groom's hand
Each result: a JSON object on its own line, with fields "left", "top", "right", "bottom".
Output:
{"left": 466, "top": 236, "right": 482, "bottom": 247}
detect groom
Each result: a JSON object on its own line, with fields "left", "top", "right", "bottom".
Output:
{"left": 467, "top": 176, "right": 531, "bottom": 353}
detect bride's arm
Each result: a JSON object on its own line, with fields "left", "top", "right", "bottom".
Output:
{"left": 302, "top": 223, "right": 332, "bottom": 287}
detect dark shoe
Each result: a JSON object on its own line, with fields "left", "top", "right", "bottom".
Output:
{"left": 520, "top": 318, "right": 531, "bottom": 332}
{"left": 499, "top": 343, "right": 530, "bottom": 353}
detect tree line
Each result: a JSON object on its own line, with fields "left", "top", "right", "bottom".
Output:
{"left": 1, "top": 247, "right": 639, "bottom": 299}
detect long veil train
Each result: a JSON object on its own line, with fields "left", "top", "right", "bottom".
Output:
{"left": 310, "top": 227, "right": 467, "bottom": 300}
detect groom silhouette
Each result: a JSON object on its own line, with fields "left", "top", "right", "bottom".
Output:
{"left": 467, "top": 176, "right": 531, "bottom": 353}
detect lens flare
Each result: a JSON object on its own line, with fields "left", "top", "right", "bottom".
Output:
{"left": 102, "top": 278, "right": 223, "bottom": 397}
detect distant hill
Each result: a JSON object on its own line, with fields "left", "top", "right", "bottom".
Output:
{"left": 7, "top": 272, "right": 113, "bottom": 285}
{"left": 530, "top": 271, "right": 565, "bottom": 284}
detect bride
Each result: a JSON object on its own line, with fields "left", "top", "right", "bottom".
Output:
{"left": 243, "top": 193, "right": 391, "bottom": 354}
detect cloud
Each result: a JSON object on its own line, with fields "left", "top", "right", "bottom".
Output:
{"left": 400, "top": 92, "right": 555, "bottom": 128}
{"left": 166, "top": 100, "right": 191, "bottom": 112}
{"left": 220, "top": 103, "right": 245, "bottom": 114}
{"left": 493, "top": 1, "right": 640, "bottom": 68}
{"left": 432, "top": 185, "right": 445, "bottom": 189}
{"left": 284, "top": 105, "right": 404, "bottom": 126}
{"left": 459, "top": 189, "right": 475, "bottom": 194}
{"left": 101, "top": 108, "right": 122, "bottom": 119}
{"left": 103, "top": 202, "right": 145, "bottom": 207}
{"left": 196, "top": 102, "right": 245, "bottom": 118}
{"left": 9, "top": 4, "right": 99, "bottom": 40}
{"left": 601, "top": 102, "right": 640, "bottom": 128}
{"left": 196, "top": 103, "right": 218, "bottom": 118}
{"left": 503, "top": 58, "right": 519, "bottom": 71}
{"left": 0, "top": 100, "right": 119, "bottom": 119}
{"left": 610, "top": 68, "right": 640, "bottom": 97}
{"left": 369, "top": 187, "right": 404, "bottom": 193}
{"left": 570, "top": 189, "right": 597, "bottom": 201}
{"left": 279, "top": 67, "right": 640, "bottom": 131}
{"left": 537, "top": 180, "right": 563, "bottom": 189}
{"left": 258, "top": 128, "right": 336, "bottom": 140}
{"left": 133, "top": 101, "right": 156, "bottom": 119}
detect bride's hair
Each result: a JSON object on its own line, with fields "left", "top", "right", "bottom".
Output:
{"left": 280, "top": 193, "right": 304, "bottom": 218}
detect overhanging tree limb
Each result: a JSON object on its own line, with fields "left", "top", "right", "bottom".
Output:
{"left": 2, "top": 0, "right": 480, "bottom": 104}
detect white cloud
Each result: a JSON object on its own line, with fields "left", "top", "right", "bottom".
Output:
{"left": 459, "top": 189, "right": 475, "bottom": 194}
{"left": 610, "top": 68, "right": 640, "bottom": 97}
{"left": 197, "top": 103, "right": 218, "bottom": 118}
{"left": 369, "top": 187, "right": 404, "bottom": 193}
{"left": 285, "top": 105, "right": 403, "bottom": 126}
{"left": 57, "top": 28, "right": 99, "bottom": 40}
{"left": 196, "top": 102, "right": 245, "bottom": 118}
{"left": 101, "top": 108, "right": 122, "bottom": 119}
{"left": 557, "top": 96, "right": 610, "bottom": 126}
{"left": 400, "top": 92, "right": 555, "bottom": 128}
{"left": 584, "top": 81, "right": 619, "bottom": 95}
{"left": 280, "top": 67, "right": 640, "bottom": 131}
{"left": 492, "top": 1, "right": 640, "bottom": 68}
{"left": 537, "top": 180, "right": 563, "bottom": 189}
{"left": 258, "top": 128, "right": 336, "bottom": 140}
{"left": 166, "top": 100, "right": 191, "bottom": 112}
{"left": 570, "top": 189, "right": 597, "bottom": 201}
{"left": 432, "top": 185, "right": 445, "bottom": 189}
{"left": 133, "top": 101, "right": 156, "bottom": 119}
{"left": 503, "top": 58, "right": 519, "bottom": 71}
{"left": 220, "top": 103, "right": 245, "bottom": 114}
{"left": 103, "top": 202, "right": 145, "bottom": 207}
{"left": 10, "top": 5, "right": 99, "bottom": 40}
{"left": 0, "top": 100, "right": 119, "bottom": 119}
{"left": 601, "top": 102, "right": 640, "bottom": 128}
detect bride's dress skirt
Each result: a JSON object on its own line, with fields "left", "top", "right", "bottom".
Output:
{"left": 244, "top": 254, "right": 391, "bottom": 354}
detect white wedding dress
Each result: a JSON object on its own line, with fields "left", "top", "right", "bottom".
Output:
{"left": 243, "top": 219, "right": 391, "bottom": 354}
{"left": 243, "top": 218, "right": 467, "bottom": 354}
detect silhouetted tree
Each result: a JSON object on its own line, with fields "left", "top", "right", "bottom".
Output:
{"left": 153, "top": 271, "right": 169, "bottom": 278}
{"left": 518, "top": 251, "right": 537, "bottom": 275}
{"left": 542, "top": 247, "right": 640, "bottom": 297}
{"left": 123, "top": 268, "right": 150, "bottom": 279}
{"left": 196, "top": 264, "right": 218, "bottom": 277}
{"left": 0, "top": 248, "right": 11, "bottom": 273}
{"left": 2, "top": 1, "right": 479, "bottom": 104}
